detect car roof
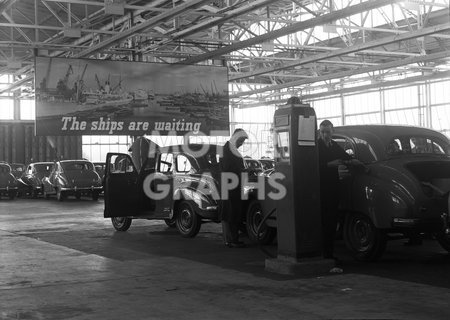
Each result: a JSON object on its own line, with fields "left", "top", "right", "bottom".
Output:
{"left": 333, "top": 125, "right": 450, "bottom": 160}
{"left": 59, "top": 159, "right": 91, "bottom": 163}
{"left": 30, "top": 162, "right": 54, "bottom": 165}
{"left": 334, "top": 125, "right": 448, "bottom": 142}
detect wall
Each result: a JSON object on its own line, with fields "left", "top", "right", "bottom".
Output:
{"left": 0, "top": 121, "right": 82, "bottom": 165}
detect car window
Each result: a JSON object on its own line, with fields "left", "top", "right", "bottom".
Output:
{"left": 34, "top": 164, "right": 53, "bottom": 173}
{"left": 334, "top": 137, "right": 355, "bottom": 157}
{"left": 159, "top": 153, "right": 174, "bottom": 173}
{"left": 354, "top": 138, "right": 378, "bottom": 163}
{"left": 61, "top": 162, "right": 94, "bottom": 171}
{"left": 109, "top": 155, "right": 135, "bottom": 174}
{"left": 176, "top": 154, "right": 192, "bottom": 173}
{"left": 276, "top": 131, "right": 290, "bottom": 161}
{"left": 387, "top": 136, "right": 449, "bottom": 156}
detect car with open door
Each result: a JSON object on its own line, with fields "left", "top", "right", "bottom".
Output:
{"left": 104, "top": 137, "right": 222, "bottom": 238}
{"left": 0, "top": 162, "right": 19, "bottom": 199}
{"left": 18, "top": 162, "right": 54, "bottom": 198}
{"left": 42, "top": 160, "right": 102, "bottom": 201}
{"left": 247, "top": 125, "right": 450, "bottom": 261}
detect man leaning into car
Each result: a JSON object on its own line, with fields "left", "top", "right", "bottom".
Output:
{"left": 220, "top": 128, "right": 249, "bottom": 248}
{"left": 318, "top": 120, "right": 361, "bottom": 264}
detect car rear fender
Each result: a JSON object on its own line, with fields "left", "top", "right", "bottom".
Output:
{"left": 173, "top": 187, "right": 217, "bottom": 215}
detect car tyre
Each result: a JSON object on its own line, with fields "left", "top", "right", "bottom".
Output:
{"left": 92, "top": 191, "right": 99, "bottom": 201}
{"left": 75, "top": 192, "right": 81, "bottom": 200}
{"left": 246, "top": 199, "right": 276, "bottom": 245}
{"left": 164, "top": 218, "right": 177, "bottom": 228}
{"left": 56, "top": 188, "right": 65, "bottom": 201}
{"left": 8, "top": 191, "right": 16, "bottom": 200}
{"left": 175, "top": 201, "right": 201, "bottom": 238}
{"left": 343, "top": 213, "right": 387, "bottom": 261}
{"left": 111, "top": 217, "right": 132, "bottom": 231}
{"left": 436, "top": 228, "right": 450, "bottom": 252}
{"left": 32, "top": 189, "right": 39, "bottom": 199}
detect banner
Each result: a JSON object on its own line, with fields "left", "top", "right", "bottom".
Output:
{"left": 35, "top": 57, "right": 229, "bottom": 136}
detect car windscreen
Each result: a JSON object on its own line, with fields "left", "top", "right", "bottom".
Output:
{"left": 61, "top": 162, "right": 94, "bottom": 171}
{"left": 0, "top": 164, "right": 11, "bottom": 173}
{"left": 386, "top": 136, "right": 449, "bottom": 156}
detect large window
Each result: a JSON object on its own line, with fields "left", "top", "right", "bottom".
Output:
{"left": 82, "top": 136, "right": 131, "bottom": 162}
{"left": 0, "top": 99, "right": 14, "bottom": 120}
{"left": 20, "top": 99, "right": 35, "bottom": 120}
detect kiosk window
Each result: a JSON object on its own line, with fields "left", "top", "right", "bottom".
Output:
{"left": 276, "top": 131, "right": 290, "bottom": 160}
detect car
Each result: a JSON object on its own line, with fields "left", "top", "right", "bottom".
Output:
{"left": 0, "top": 162, "right": 19, "bottom": 199}
{"left": 248, "top": 125, "right": 450, "bottom": 261}
{"left": 259, "top": 159, "right": 275, "bottom": 171}
{"left": 18, "top": 162, "right": 54, "bottom": 198}
{"left": 93, "top": 162, "right": 106, "bottom": 179}
{"left": 244, "top": 158, "right": 264, "bottom": 174}
{"left": 42, "top": 160, "right": 103, "bottom": 201}
{"left": 104, "top": 137, "right": 223, "bottom": 238}
{"left": 10, "top": 163, "right": 26, "bottom": 179}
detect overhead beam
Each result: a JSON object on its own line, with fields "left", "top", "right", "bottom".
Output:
{"left": 0, "top": 75, "right": 33, "bottom": 94}
{"left": 140, "top": 0, "right": 275, "bottom": 53}
{"left": 180, "top": 0, "right": 399, "bottom": 64}
{"left": 231, "top": 22, "right": 450, "bottom": 81}
{"left": 0, "top": 0, "right": 18, "bottom": 15}
{"left": 235, "top": 70, "right": 450, "bottom": 108}
{"left": 302, "top": 70, "right": 450, "bottom": 100}
{"left": 73, "top": 0, "right": 212, "bottom": 58}
{"left": 231, "top": 49, "right": 450, "bottom": 98}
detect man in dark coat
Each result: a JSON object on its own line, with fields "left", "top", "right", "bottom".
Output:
{"left": 220, "top": 128, "right": 249, "bottom": 248}
{"left": 318, "top": 120, "right": 360, "bottom": 262}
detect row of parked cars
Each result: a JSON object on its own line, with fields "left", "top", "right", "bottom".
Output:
{"left": 0, "top": 160, "right": 105, "bottom": 201}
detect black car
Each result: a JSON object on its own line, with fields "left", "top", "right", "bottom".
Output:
{"left": 0, "top": 163, "right": 19, "bottom": 199}
{"left": 104, "top": 137, "right": 223, "bottom": 237}
{"left": 248, "top": 125, "right": 450, "bottom": 261}
{"left": 18, "top": 162, "right": 54, "bottom": 198}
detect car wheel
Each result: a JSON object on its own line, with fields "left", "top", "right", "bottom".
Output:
{"left": 175, "top": 201, "right": 201, "bottom": 238}
{"left": 92, "top": 191, "right": 99, "bottom": 201}
{"left": 56, "top": 188, "right": 65, "bottom": 201}
{"left": 436, "top": 226, "right": 450, "bottom": 252}
{"left": 343, "top": 213, "right": 387, "bottom": 261}
{"left": 111, "top": 217, "right": 132, "bottom": 231}
{"left": 164, "top": 218, "right": 177, "bottom": 228}
{"left": 75, "top": 192, "right": 81, "bottom": 200}
{"left": 8, "top": 191, "right": 16, "bottom": 200}
{"left": 246, "top": 200, "right": 276, "bottom": 245}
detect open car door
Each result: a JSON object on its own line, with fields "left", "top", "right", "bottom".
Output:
{"left": 104, "top": 137, "right": 160, "bottom": 218}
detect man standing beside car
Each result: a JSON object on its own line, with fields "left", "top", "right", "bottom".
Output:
{"left": 318, "top": 120, "right": 361, "bottom": 265}
{"left": 220, "top": 128, "right": 249, "bottom": 248}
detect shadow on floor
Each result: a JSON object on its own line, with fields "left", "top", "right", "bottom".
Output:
{"left": 24, "top": 222, "right": 450, "bottom": 286}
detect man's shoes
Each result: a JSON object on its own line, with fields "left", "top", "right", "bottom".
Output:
{"left": 225, "top": 242, "right": 246, "bottom": 248}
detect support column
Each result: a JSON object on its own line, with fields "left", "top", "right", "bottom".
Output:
{"left": 425, "top": 80, "right": 432, "bottom": 128}
{"left": 380, "top": 88, "right": 385, "bottom": 124}
{"left": 340, "top": 93, "right": 345, "bottom": 125}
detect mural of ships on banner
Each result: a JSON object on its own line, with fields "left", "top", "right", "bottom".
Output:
{"left": 35, "top": 57, "right": 230, "bottom": 136}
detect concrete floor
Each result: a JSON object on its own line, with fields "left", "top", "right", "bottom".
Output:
{"left": 0, "top": 197, "right": 449, "bottom": 320}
